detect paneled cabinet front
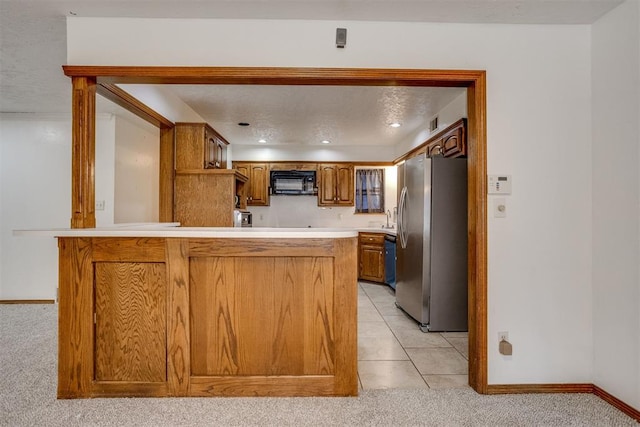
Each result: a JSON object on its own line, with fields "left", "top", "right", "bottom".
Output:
{"left": 57, "top": 236, "right": 358, "bottom": 398}
{"left": 176, "top": 123, "right": 229, "bottom": 170}
{"left": 317, "top": 164, "right": 354, "bottom": 206}
{"left": 234, "top": 162, "right": 270, "bottom": 206}
{"left": 358, "top": 233, "right": 385, "bottom": 283}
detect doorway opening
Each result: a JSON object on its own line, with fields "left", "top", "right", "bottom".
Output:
{"left": 63, "top": 66, "right": 488, "bottom": 393}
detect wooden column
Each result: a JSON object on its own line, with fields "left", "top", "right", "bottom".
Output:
{"left": 159, "top": 125, "right": 175, "bottom": 222}
{"left": 70, "top": 77, "right": 97, "bottom": 229}
{"left": 466, "top": 73, "right": 488, "bottom": 394}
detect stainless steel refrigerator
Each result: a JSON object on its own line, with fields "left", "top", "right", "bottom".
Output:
{"left": 396, "top": 155, "right": 468, "bottom": 332}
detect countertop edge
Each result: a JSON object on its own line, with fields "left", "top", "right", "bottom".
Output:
{"left": 14, "top": 227, "right": 359, "bottom": 239}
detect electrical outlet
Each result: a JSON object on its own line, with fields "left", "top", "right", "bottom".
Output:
{"left": 498, "top": 331, "right": 509, "bottom": 342}
{"left": 96, "top": 200, "right": 105, "bottom": 211}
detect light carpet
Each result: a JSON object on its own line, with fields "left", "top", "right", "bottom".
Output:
{"left": 1, "top": 305, "right": 636, "bottom": 426}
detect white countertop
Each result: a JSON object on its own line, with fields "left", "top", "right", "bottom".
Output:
{"left": 14, "top": 225, "right": 358, "bottom": 239}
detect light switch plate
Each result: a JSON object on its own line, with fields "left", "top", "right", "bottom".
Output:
{"left": 488, "top": 175, "right": 512, "bottom": 194}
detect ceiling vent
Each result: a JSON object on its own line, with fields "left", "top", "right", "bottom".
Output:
{"left": 429, "top": 117, "right": 438, "bottom": 132}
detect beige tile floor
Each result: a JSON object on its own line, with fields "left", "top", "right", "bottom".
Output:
{"left": 357, "top": 281, "right": 470, "bottom": 390}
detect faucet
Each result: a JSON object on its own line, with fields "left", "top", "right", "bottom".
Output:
{"left": 384, "top": 209, "right": 393, "bottom": 229}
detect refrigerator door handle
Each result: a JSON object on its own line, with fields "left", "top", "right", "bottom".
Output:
{"left": 398, "top": 186, "right": 408, "bottom": 249}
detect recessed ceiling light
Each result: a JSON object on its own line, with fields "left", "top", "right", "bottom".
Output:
{"left": 258, "top": 139, "right": 267, "bottom": 143}
{"left": 321, "top": 140, "right": 331, "bottom": 144}
{"left": 389, "top": 122, "right": 401, "bottom": 128}
{"left": 238, "top": 122, "right": 250, "bottom": 127}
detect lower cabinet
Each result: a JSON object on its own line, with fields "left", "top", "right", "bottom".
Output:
{"left": 358, "top": 233, "right": 385, "bottom": 283}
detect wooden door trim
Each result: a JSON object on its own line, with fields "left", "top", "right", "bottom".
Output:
{"left": 64, "top": 66, "right": 488, "bottom": 393}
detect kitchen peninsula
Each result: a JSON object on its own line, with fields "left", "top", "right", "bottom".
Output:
{"left": 31, "top": 226, "right": 358, "bottom": 398}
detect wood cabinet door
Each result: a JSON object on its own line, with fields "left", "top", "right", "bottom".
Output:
{"left": 216, "top": 139, "right": 227, "bottom": 169}
{"left": 318, "top": 164, "right": 354, "bottom": 206}
{"left": 335, "top": 164, "right": 354, "bottom": 205}
{"left": 235, "top": 163, "right": 270, "bottom": 206}
{"left": 441, "top": 126, "right": 465, "bottom": 157}
{"left": 359, "top": 245, "right": 385, "bottom": 282}
{"left": 94, "top": 262, "right": 167, "bottom": 382}
{"left": 317, "top": 164, "right": 338, "bottom": 206}
{"left": 205, "top": 131, "right": 217, "bottom": 168}
{"left": 248, "top": 163, "right": 270, "bottom": 206}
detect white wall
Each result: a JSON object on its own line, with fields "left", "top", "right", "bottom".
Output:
{"left": 118, "top": 84, "right": 205, "bottom": 123}
{"left": 592, "top": 0, "right": 640, "bottom": 408}
{"left": 233, "top": 144, "right": 395, "bottom": 163}
{"left": 0, "top": 113, "right": 115, "bottom": 299}
{"left": 66, "top": 18, "right": 594, "bottom": 386}
{"left": 114, "top": 113, "right": 160, "bottom": 223}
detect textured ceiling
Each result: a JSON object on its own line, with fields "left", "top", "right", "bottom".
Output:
{"left": 0, "top": 0, "right": 624, "bottom": 146}
{"left": 162, "top": 84, "right": 465, "bottom": 146}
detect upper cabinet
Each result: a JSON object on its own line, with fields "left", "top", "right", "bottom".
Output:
{"left": 233, "top": 162, "right": 270, "bottom": 206}
{"left": 396, "top": 118, "right": 467, "bottom": 163}
{"left": 427, "top": 119, "right": 466, "bottom": 158}
{"left": 317, "top": 164, "right": 354, "bottom": 207}
{"left": 176, "top": 123, "right": 229, "bottom": 170}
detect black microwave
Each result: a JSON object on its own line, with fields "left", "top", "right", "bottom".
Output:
{"left": 270, "top": 170, "right": 317, "bottom": 195}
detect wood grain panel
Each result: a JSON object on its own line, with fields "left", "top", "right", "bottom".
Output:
{"left": 94, "top": 262, "right": 167, "bottom": 382}
{"left": 174, "top": 171, "right": 237, "bottom": 227}
{"left": 189, "top": 375, "right": 337, "bottom": 397}
{"left": 57, "top": 238, "right": 94, "bottom": 398}
{"left": 166, "top": 239, "right": 190, "bottom": 396}
{"left": 302, "top": 257, "right": 335, "bottom": 375}
{"left": 175, "top": 123, "right": 206, "bottom": 170}
{"left": 188, "top": 238, "right": 335, "bottom": 257}
{"left": 91, "top": 238, "right": 165, "bottom": 262}
{"left": 70, "top": 77, "right": 96, "bottom": 229}
{"left": 190, "top": 257, "right": 240, "bottom": 376}
{"left": 190, "top": 257, "right": 335, "bottom": 377}
{"left": 331, "top": 238, "right": 358, "bottom": 395}
{"left": 91, "top": 381, "right": 168, "bottom": 397}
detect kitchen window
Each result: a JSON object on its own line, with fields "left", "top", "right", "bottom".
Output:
{"left": 355, "top": 169, "right": 384, "bottom": 213}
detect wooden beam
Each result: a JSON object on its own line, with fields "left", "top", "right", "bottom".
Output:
{"left": 63, "top": 66, "right": 482, "bottom": 87}
{"left": 159, "top": 126, "right": 175, "bottom": 222}
{"left": 97, "top": 83, "right": 174, "bottom": 128}
{"left": 466, "top": 72, "right": 488, "bottom": 393}
{"left": 70, "top": 77, "right": 96, "bottom": 229}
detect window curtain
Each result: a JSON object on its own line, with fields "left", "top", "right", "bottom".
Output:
{"left": 356, "top": 169, "right": 384, "bottom": 213}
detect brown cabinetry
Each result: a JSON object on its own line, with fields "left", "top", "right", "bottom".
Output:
{"left": 174, "top": 170, "right": 247, "bottom": 226}
{"left": 317, "top": 164, "right": 354, "bottom": 206}
{"left": 57, "top": 235, "right": 358, "bottom": 398}
{"left": 176, "top": 123, "right": 229, "bottom": 170}
{"left": 426, "top": 120, "right": 466, "bottom": 158}
{"left": 358, "top": 232, "right": 385, "bottom": 283}
{"left": 233, "top": 162, "right": 270, "bottom": 206}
